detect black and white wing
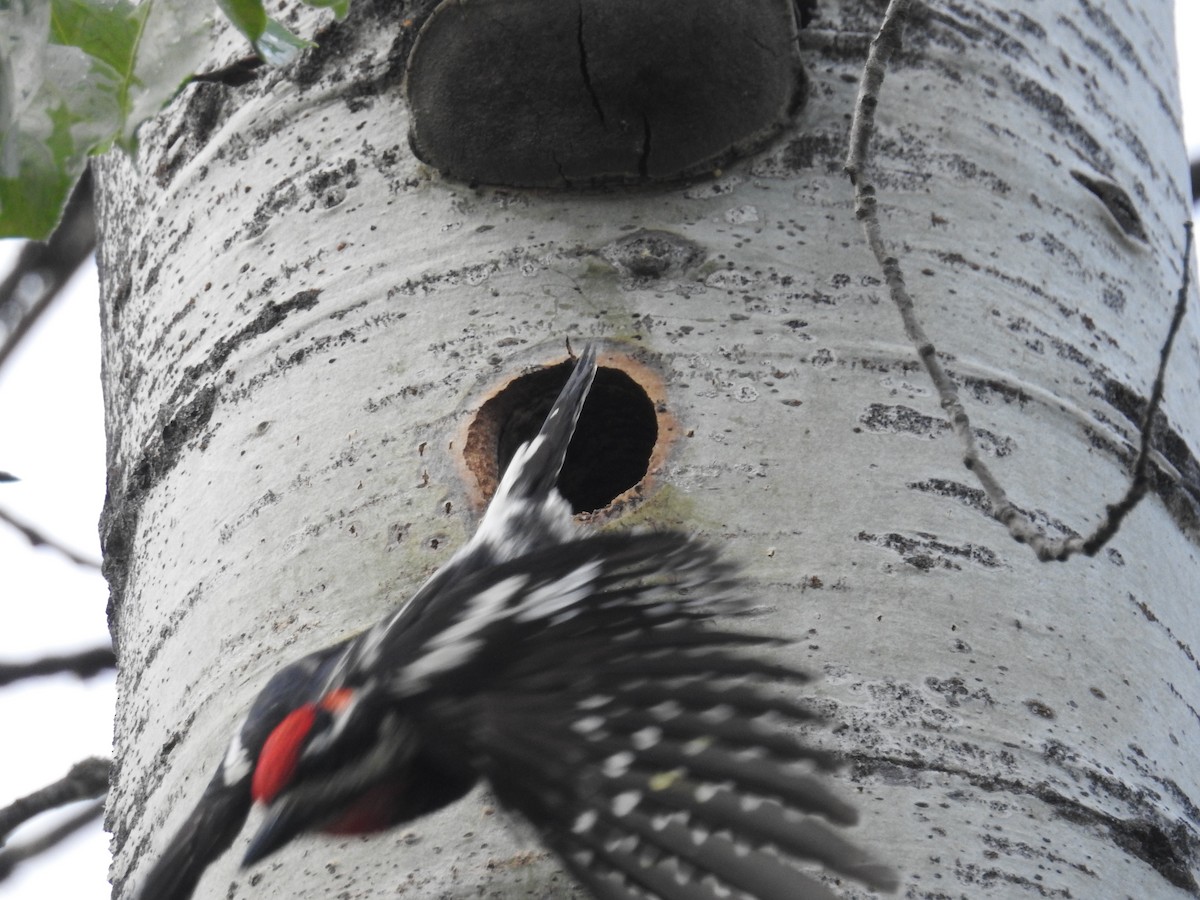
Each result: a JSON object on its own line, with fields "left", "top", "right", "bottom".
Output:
{"left": 334, "top": 344, "right": 598, "bottom": 686}
{"left": 384, "top": 530, "right": 898, "bottom": 899}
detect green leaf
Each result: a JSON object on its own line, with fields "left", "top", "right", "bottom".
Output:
{"left": 215, "top": 0, "right": 312, "bottom": 66}
{"left": 256, "top": 17, "right": 314, "bottom": 66}
{"left": 304, "top": 0, "right": 351, "bottom": 21}
{"left": 50, "top": 0, "right": 145, "bottom": 76}
{"left": 0, "top": 0, "right": 329, "bottom": 237}
{"left": 214, "top": 0, "right": 267, "bottom": 43}
{"left": 0, "top": 2, "right": 119, "bottom": 236}
{"left": 48, "top": 0, "right": 148, "bottom": 152}
{"left": 0, "top": 105, "right": 76, "bottom": 238}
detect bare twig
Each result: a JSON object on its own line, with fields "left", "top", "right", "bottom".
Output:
{"left": 0, "top": 506, "right": 102, "bottom": 569}
{"left": 1081, "top": 224, "right": 1193, "bottom": 554}
{"left": 0, "top": 758, "right": 109, "bottom": 845}
{"left": 0, "top": 167, "right": 96, "bottom": 373}
{"left": 0, "top": 646, "right": 115, "bottom": 688}
{"left": 0, "top": 799, "right": 105, "bottom": 881}
{"left": 845, "top": 0, "right": 1191, "bottom": 561}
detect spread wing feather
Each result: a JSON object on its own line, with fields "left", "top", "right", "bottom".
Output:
{"left": 380, "top": 531, "right": 897, "bottom": 899}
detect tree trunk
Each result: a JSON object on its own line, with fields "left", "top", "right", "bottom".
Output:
{"left": 97, "top": 1, "right": 1199, "bottom": 897}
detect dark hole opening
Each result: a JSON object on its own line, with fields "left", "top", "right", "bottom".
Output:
{"left": 488, "top": 360, "right": 657, "bottom": 513}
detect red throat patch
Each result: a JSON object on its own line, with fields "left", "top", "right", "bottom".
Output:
{"left": 323, "top": 779, "right": 406, "bottom": 834}
{"left": 252, "top": 705, "right": 318, "bottom": 804}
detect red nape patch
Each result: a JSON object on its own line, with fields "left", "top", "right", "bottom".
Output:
{"left": 320, "top": 687, "right": 355, "bottom": 713}
{"left": 323, "top": 779, "right": 406, "bottom": 835}
{"left": 252, "top": 705, "right": 317, "bottom": 804}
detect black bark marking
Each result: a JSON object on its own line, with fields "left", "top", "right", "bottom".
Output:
{"left": 102, "top": 291, "right": 322, "bottom": 636}
{"left": 852, "top": 752, "right": 1200, "bottom": 893}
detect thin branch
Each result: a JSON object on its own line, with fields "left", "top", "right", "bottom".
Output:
{"left": 843, "top": 0, "right": 914, "bottom": 186}
{"left": 1081, "top": 224, "right": 1193, "bottom": 554}
{"left": 0, "top": 799, "right": 105, "bottom": 881}
{"left": 0, "top": 167, "right": 96, "bottom": 373}
{"left": 0, "top": 646, "right": 115, "bottom": 688}
{"left": 845, "top": 0, "right": 1191, "bottom": 562}
{"left": 0, "top": 758, "right": 109, "bottom": 845}
{"left": 0, "top": 506, "right": 102, "bottom": 569}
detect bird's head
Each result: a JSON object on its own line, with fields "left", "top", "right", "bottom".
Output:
{"left": 243, "top": 687, "right": 416, "bottom": 866}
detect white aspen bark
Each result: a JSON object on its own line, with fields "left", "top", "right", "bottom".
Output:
{"left": 97, "top": 1, "right": 1198, "bottom": 898}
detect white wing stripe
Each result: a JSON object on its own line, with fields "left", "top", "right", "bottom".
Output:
{"left": 220, "top": 723, "right": 252, "bottom": 784}
{"left": 513, "top": 561, "right": 601, "bottom": 623}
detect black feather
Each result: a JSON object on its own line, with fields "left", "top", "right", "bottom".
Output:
{"left": 331, "top": 347, "right": 600, "bottom": 687}
{"left": 132, "top": 775, "right": 251, "bottom": 900}
{"left": 503, "top": 342, "right": 598, "bottom": 501}
{"left": 396, "top": 533, "right": 898, "bottom": 899}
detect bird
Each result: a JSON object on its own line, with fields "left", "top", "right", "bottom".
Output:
{"left": 135, "top": 344, "right": 896, "bottom": 900}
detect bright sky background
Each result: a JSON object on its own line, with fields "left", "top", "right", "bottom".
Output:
{"left": 0, "top": 8, "right": 1198, "bottom": 899}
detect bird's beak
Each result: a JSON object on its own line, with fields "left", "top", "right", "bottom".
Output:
{"left": 242, "top": 800, "right": 305, "bottom": 868}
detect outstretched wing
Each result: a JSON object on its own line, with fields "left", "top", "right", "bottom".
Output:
{"left": 383, "top": 531, "right": 897, "bottom": 899}
{"left": 333, "top": 345, "right": 598, "bottom": 687}
{"left": 365, "top": 531, "right": 735, "bottom": 698}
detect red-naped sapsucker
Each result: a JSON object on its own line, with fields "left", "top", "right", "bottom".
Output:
{"left": 135, "top": 345, "right": 896, "bottom": 900}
